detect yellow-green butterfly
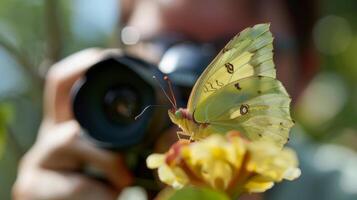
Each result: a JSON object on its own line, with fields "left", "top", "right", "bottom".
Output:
{"left": 168, "top": 23, "right": 294, "bottom": 148}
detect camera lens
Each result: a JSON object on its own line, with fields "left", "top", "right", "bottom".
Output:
{"left": 72, "top": 56, "right": 164, "bottom": 149}
{"left": 103, "top": 87, "right": 140, "bottom": 124}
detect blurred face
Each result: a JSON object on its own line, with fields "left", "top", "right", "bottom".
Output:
{"left": 156, "top": 0, "right": 255, "bottom": 41}
{"left": 124, "top": 0, "right": 256, "bottom": 41}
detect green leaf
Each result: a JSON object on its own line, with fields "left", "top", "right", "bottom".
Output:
{"left": 0, "top": 103, "right": 13, "bottom": 158}
{"left": 0, "top": 126, "right": 5, "bottom": 158}
{"left": 168, "top": 187, "right": 230, "bottom": 200}
{"left": 0, "top": 103, "right": 13, "bottom": 122}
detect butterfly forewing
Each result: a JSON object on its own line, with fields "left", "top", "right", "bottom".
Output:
{"left": 187, "top": 23, "right": 275, "bottom": 112}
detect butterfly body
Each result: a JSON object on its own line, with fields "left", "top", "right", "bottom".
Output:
{"left": 168, "top": 24, "right": 294, "bottom": 148}
{"left": 168, "top": 109, "right": 211, "bottom": 140}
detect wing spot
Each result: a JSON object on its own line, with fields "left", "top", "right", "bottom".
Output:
{"left": 258, "top": 75, "right": 263, "bottom": 79}
{"left": 203, "top": 85, "right": 208, "bottom": 92}
{"left": 225, "top": 63, "right": 234, "bottom": 74}
{"left": 204, "top": 81, "right": 221, "bottom": 93}
{"left": 216, "top": 80, "right": 224, "bottom": 87}
{"left": 208, "top": 82, "right": 217, "bottom": 90}
{"left": 258, "top": 133, "right": 262, "bottom": 137}
{"left": 234, "top": 83, "right": 242, "bottom": 90}
{"left": 222, "top": 48, "right": 230, "bottom": 53}
{"left": 240, "top": 104, "right": 249, "bottom": 115}
{"left": 279, "top": 122, "right": 283, "bottom": 126}
{"left": 257, "top": 90, "right": 262, "bottom": 94}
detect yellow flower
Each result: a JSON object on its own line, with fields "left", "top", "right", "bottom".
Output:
{"left": 147, "top": 132, "right": 300, "bottom": 197}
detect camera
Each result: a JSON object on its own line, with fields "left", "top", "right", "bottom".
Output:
{"left": 71, "top": 43, "right": 216, "bottom": 150}
{"left": 71, "top": 54, "right": 169, "bottom": 150}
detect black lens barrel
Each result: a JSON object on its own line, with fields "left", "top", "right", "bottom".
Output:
{"left": 72, "top": 55, "right": 163, "bottom": 149}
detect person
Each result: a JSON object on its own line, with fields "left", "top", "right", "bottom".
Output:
{"left": 12, "top": 49, "right": 133, "bottom": 199}
{"left": 13, "top": 0, "right": 319, "bottom": 199}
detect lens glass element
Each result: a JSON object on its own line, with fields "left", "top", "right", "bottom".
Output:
{"left": 103, "top": 87, "right": 140, "bottom": 124}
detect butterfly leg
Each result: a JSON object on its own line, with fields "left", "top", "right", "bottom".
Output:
{"left": 189, "top": 132, "right": 195, "bottom": 142}
{"left": 177, "top": 131, "right": 192, "bottom": 141}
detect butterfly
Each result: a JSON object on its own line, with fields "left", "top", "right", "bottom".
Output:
{"left": 167, "top": 23, "right": 294, "bottom": 148}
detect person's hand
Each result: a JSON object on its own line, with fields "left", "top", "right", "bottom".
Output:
{"left": 12, "top": 48, "right": 133, "bottom": 200}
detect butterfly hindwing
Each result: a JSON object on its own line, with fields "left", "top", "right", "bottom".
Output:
{"left": 193, "top": 77, "right": 293, "bottom": 147}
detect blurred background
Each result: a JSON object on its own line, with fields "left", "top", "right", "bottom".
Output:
{"left": 0, "top": 0, "right": 357, "bottom": 199}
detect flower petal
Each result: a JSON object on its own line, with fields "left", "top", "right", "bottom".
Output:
{"left": 247, "top": 142, "right": 300, "bottom": 181}
{"left": 158, "top": 165, "right": 188, "bottom": 189}
{"left": 147, "top": 154, "right": 165, "bottom": 169}
{"left": 283, "top": 167, "right": 301, "bottom": 180}
{"left": 202, "top": 160, "right": 233, "bottom": 190}
{"left": 244, "top": 176, "right": 275, "bottom": 193}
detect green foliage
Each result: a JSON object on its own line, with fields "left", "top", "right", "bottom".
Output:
{"left": 168, "top": 187, "right": 229, "bottom": 200}
{"left": 0, "top": 103, "right": 13, "bottom": 158}
{"left": 295, "top": 0, "right": 357, "bottom": 148}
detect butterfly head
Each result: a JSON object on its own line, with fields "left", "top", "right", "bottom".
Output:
{"left": 168, "top": 108, "right": 181, "bottom": 120}
{"left": 174, "top": 109, "right": 183, "bottom": 118}
{"left": 168, "top": 108, "right": 193, "bottom": 122}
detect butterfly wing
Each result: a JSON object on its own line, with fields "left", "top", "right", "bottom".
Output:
{"left": 185, "top": 23, "right": 293, "bottom": 147}
{"left": 194, "top": 76, "right": 293, "bottom": 147}
{"left": 187, "top": 23, "right": 275, "bottom": 112}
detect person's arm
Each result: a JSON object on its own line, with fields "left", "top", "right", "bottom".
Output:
{"left": 12, "top": 48, "right": 133, "bottom": 200}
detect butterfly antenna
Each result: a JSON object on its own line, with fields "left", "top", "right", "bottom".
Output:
{"left": 152, "top": 76, "right": 176, "bottom": 109}
{"left": 134, "top": 105, "right": 169, "bottom": 120}
{"left": 164, "top": 76, "right": 177, "bottom": 109}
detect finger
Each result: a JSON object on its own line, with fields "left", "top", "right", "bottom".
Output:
{"left": 44, "top": 48, "right": 102, "bottom": 123}
{"left": 35, "top": 120, "right": 133, "bottom": 189}
{"left": 72, "top": 137, "right": 133, "bottom": 189}
{"left": 13, "top": 169, "right": 119, "bottom": 200}
{"left": 44, "top": 48, "right": 123, "bottom": 123}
